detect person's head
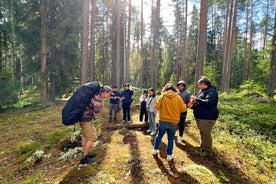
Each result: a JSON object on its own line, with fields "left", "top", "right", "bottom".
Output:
{"left": 148, "top": 88, "right": 156, "bottom": 97}
{"left": 197, "top": 76, "right": 211, "bottom": 90}
{"left": 124, "top": 83, "right": 130, "bottom": 89}
{"left": 143, "top": 89, "right": 148, "bottom": 94}
{"left": 176, "top": 80, "right": 186, "bottom": 91}
{"left": 100, "top": 86, "right": 113, "bottom": 98}
{"left": 162, "top": 83, "right": 177, "bottom": 93}
{"left": 112, "top": 85, "right": 118, "bottom": 91}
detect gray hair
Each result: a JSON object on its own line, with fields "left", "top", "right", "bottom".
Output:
{"left": 100, "top": 86, "right": 112, "bottom": 92}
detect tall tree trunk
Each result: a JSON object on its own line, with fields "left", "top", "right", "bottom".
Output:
{"left": 262, "top": 1, "right": 269, "bottom": 55}
{"left": 176, "top": 1, "right": 180, "bottom": 81}
{"left": 81, "top": 0, "right": 89, "bottom": 84}
{"left": 243, "top": 0, "right": 249, "bottom": 81}
{"left": 181, "top": 0, "right": 188, "bottom": 81}
{"left": 140, "top": 0, "right": 144, "bottom": 87}
{"left": 150, "top": 0, "right": 160, "bottom": 88}
{"left": 221, "top": 0, "right": 237, "bottom": 92}
{"left": 268, "top": 3, "right": 276, "bottom": 98}
{"left": 194, "top": 0, "right": 208, "bottom": 93}
{"left": 90, "top": 0, "right": 96, "bottom": 81}
{"left": 40, "top": 0, "right": 48, "bottom": 101}
{"left": 126, "top": 0, "right": 131, "bottom": 83}
{"left": 115, "top": 0, "right": 121, "bottom": 87}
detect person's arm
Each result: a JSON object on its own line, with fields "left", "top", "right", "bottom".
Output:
{"left": 139, "top": 94, "right": 144, "bottom": 102}
{"left": 154, "top": 95, "right": 162, "bottom": 111}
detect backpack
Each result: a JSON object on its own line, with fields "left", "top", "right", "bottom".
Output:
{"left": 62, "top": 81, "right": 100, "bottom": 126}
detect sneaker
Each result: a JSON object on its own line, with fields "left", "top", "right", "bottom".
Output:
{"left": 79, "top": 156, "right": 94, "bottom": 165}
{"left": 167, "top": 154, "right": 174, "bottom": 161}
{"left": 150, "top": 132, "right": 155, "bottom": 136}
{"left": 128, "top": 121, "right": 131, "bottom": 124}
{"left": 152, "top": 149, "right": 158, "bottom": 155}
{"left": 146, "top": 129, "right": 151, "bottom": 133}
{"left": 108, "top": 119, "right": 112, "bottom": 122}
{"left": 199, "top": 149, "right": 211, "bottom": 157}
{"left": 114, "top": 117, "right": 117, "bottom": 121}
{"left": 87, "top": 153, "right": 96, "bottom": 158}
{"left": 177, "top": 136, "right": 182, "bottom": 144}
{"left": 121, "top": 120, "right": 125, "bottom": 124}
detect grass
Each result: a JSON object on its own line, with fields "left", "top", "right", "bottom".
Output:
{"left": 0, "top": 91, "right": 275, "bottom": 183}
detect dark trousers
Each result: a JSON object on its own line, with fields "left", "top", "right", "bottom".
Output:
{"left": 122, "top": 103, "right": 131, "bottom": 121}
{"left": 139, "top": 107, "right": 148, "bottom": 122}
{"left": 178, "top": 112, "right": 187, "bottom": 137}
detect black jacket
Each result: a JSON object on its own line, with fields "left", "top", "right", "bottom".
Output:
{"left": 62, "top": 82, "right": 100, "bottom": 125}
{"left": 193, "top": 86, "right": 219, "bottom": 120}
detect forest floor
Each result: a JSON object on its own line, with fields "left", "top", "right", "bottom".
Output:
{"left": 0, "top": 101, "right": 272, "bottom": 184}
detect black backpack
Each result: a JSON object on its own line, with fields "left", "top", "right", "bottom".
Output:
{"left": 62, "top": 81, "right": 100, "bottom": 125}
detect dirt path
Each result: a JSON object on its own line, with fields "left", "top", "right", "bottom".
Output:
{"left": 0, "top": 104, "right": 252, "bottom": 184}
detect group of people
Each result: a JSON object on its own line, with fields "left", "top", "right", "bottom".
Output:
{"left": 152, "top": 77, "right": 219, "bottom": 161}
{"left": 64, "top": 76, "right": 219, "bottom": 165}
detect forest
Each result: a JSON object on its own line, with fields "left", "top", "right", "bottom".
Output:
{"left": 0, "top": 0, "right": 276, "bottom": 184}
{"left": 0, "top": 0, "right": 275, "bottom": 104}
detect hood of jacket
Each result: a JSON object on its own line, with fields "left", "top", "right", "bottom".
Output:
{"left": 163, "top": 90, "right": 178, "bottom": 98}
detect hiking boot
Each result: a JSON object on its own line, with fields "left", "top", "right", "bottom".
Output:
{"left": 79, "top": 156, "right": 94, "bottom": 165}
{"left": 199, "top": 149, "right": 211, "bottom": 157}
{"left": 87, "top": 153, "right": 96, "bottom": 158}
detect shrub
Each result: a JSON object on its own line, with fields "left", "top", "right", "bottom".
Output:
{"left": 14, "top": 140, "right": 41, "bottom": 155}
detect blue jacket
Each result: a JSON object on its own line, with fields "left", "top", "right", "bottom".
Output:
{"left": 110, "top": 91, "right": 120, "bottom": 104}
{"left": 120, "top": 89, "right": 134, "bottom": 104}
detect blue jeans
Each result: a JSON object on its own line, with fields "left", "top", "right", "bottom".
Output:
{"left": 148, "top": 111, "right": 156, "bottom": 132}
{"left": 153, "top": 121, "right": 178, "bottom": 155}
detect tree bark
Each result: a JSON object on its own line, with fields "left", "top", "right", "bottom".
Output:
{"left": 115, "top": 0, "right": 121, "bottom": 87}
{"left": 194, "top": 0, "right": 208, "bottom": 94}
{"left": 268, "top": 2, "right": 276, "bottom": 98}
{"left": 81, "top": 0, "right": 89, "bottom": 85}
{"left": 40, "top": 0, "right": 48, "bottom": 102}
{"left": 90, "top": 0, "right": 97, "bottom": 81}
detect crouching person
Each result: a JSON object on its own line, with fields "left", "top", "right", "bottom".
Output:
{"left": 78, "top": 85, "right": 112, "bottom": 165}
{"left": 62, "top": 82, "right": 112, "bottom": 165}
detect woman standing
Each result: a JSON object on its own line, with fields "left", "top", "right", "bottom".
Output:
{"left": 146, "top": 88, "right": 158, "bottom": 135}
{"left": 192, "top": 77, "right": 219, "bottom": 157}
{"left": 153, "top": 83, "right": 186, "bottom": 161}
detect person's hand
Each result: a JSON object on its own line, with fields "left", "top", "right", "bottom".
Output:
{"left": 191, "top": 95, "right": 197, "bottom": 100}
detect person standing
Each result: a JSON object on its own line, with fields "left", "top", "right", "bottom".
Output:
{"left": 139, "top": 89, "right": 148, "bottom": 123}
{"left": 146, "top": 88, "right": 158, "bottom": 135}
{"left": 192, "top": 76, "right": 219, "bottom": 157}
{"left": 120, "top": 83, "right": 134, "bottom": 124}
{"left": 109, "top": 85, "right": 121, "bottom": 122}
{"left": 152, "top": 83, "right": 186, "bottom": 161}
{"left": 176, "top": 80, "right": 192, "bottom": 143}
{"left": 63, "top": 82, "right": 112, "bottom": 165}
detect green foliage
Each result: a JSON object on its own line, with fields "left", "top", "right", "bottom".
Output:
{"left": 21, "top": 171, "right": 45, "bottom": 184}
{"left": 214, "top": 92, "right": 276, "bottom": 183}
{"left": 14, "top": 140, "right": 41, "bottom": 155}
{"left": 0, "top": 79, "right": 19, "bottom": 110}
{"left": 46, "top": 129, "right": 68, "bottom": 146}
{"left": 238, "top": 80, "right": 266, "bottom": 94}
